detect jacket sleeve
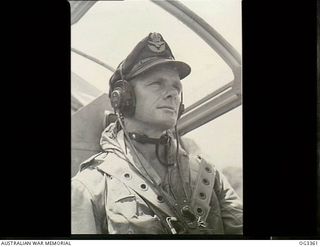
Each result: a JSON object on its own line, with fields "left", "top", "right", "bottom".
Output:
{"left": 214, "top": 169, "right": 243, "bottom": 234}
{"left": 71, "top": 179, "right": 98, "bottom": 234}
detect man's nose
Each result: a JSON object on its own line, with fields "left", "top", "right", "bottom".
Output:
{"left": 164, "top": 87, "right": 179, "bottom": 100}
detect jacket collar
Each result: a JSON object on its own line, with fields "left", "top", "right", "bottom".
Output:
{"left": 99, "top": 122, "right": 189, "bottom": 186}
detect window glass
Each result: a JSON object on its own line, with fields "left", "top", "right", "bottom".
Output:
{"left": 71, "top": 0, "right": 240, "bottom": 106}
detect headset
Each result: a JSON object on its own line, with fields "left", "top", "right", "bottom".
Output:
{"left": 109, "top": 63, "right": 185, "bottom": 119}
{"left": 110, "top": 79, "right": 136, "bottom": 117}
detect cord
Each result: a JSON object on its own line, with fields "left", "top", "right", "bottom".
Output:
{"left": 116, "top": 112, "right": 153, "bottom": 183}
{"left": 174, "top": 124, "right": 190, "bottom": 201}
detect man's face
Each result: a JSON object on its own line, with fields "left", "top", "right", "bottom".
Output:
{"left": 130, "top": 65, "right": 182, "bottom": 131}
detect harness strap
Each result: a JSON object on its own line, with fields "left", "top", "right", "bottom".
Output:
{"left": 190, "top": 156, "right": 216, "bottom": 222}
{"left": 97, "top": 152, "right": 215, "bottom": 230}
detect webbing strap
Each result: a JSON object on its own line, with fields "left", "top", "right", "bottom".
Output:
{"left": 97, "top": 152, "right": 215, "bottom": 224}
{"left": 190, "top": 156, "right": 216, "bottom": 222}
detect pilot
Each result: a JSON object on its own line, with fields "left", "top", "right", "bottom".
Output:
{"left": 71, "top": 32, "right": 243, "bottom": 234}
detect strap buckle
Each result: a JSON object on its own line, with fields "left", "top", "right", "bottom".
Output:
{"left": 197, "top": 216, "right": 207, "bottom": 228}
{"left": 165, "top": 215, "right": 207, "bottom": 234}
{"left": 166, "top": 217, "right": 178, "bottom": 234}
{"left": 180, "top": 205, "right": 208, "bottom": 230}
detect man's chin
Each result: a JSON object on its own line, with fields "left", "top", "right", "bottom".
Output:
{"left": 155, "top": 117, "right": 177, "bottom": 130}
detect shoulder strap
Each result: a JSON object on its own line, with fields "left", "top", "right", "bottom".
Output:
{"left": 79, "top": 152, "right": 105, "bottom": 172}
{"left": 179, "top": 138, "right": 215, "bottom": 222}
{"left": 96, "top": 152, "right": 215, "bottom": 223}
{"left": 190, "top": 155, "right": 216, "bottom": 222}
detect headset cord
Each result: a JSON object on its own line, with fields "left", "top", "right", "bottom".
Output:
{"left": 155, "top": 133, "right": 174, "bottom": 166}
{"left": 174, "top": 125, "right": 190, "bottom": 201}
{"left": 116, "top": 113, "right": 155, "bottom": 183}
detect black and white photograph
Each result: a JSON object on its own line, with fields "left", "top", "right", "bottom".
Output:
{"left": 71, "top": 0, "right": 243, "bottom": 235}
{"left": 1, "top": 0, "right": 319, "bottom": 243}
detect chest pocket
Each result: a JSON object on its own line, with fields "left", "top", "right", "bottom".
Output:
{"left": 105, "top": 175, "right": 165, "bottom": 234}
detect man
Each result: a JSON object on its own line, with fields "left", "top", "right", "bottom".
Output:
{"left": 72, "top": 32, "right": 242, "bottom": 234}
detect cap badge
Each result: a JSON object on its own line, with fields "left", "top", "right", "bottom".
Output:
{"left": 148, "top": 33, "right": 165, "bottom": 53}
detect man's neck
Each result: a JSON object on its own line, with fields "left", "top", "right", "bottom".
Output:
{"left": 131, "top": 141, "right": 159, "bottom": 162}
{"left": 124, "top": 118, "right": 166, "bottom": 139}
{"left": 123, "top": 118, "right": 174, "bottom": 177}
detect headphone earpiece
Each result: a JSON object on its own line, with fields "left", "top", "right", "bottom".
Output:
{"left": 110, "top": 80, "right": 136, "bottom": 117}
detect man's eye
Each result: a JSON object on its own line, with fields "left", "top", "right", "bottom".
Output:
{"left": 149, "top": 81, "right": 161, "bottom": 86}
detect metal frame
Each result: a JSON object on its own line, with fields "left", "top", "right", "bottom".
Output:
{"left": 70, "top": 1, "right": 97, "bottom": 25}
{"left": 71, "top": 47, "right": 115, "bottom": 73}
{"left": 70, "top": 0, "right": 242, "bottom": 135}
{"left": 152, "top": 0, "right": 241, "bottom": 72}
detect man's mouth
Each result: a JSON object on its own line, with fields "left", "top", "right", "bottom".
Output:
{"left": 157, "top": 106, "right": 176, "bottom": 112}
